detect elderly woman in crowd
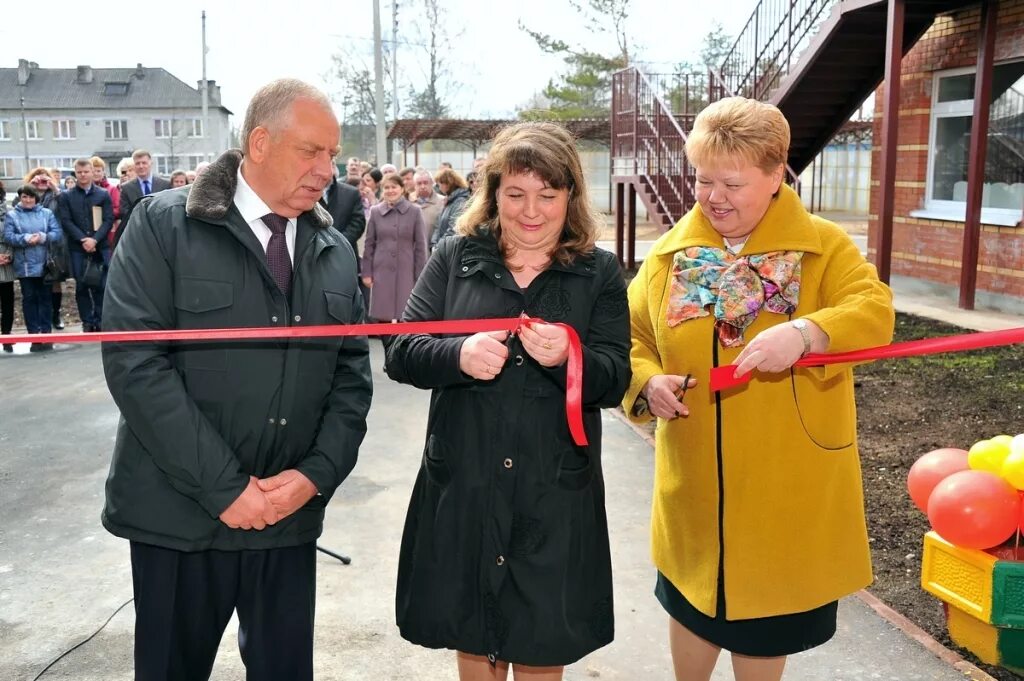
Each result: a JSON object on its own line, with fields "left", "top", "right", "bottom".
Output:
{"left": 361, "top": 172, "right": 428, "bottom": 323}
{"left": 4, "top": 184, "right": 64, "bottom": 351}
{"left": 385, "top": 121, "right": 630, "bottom": 680}
{"left": 623, "top": 97, "right": 894, "bottom": 681}
{"left": 21, "top": 167, "right": 67, "bottom": 328}
{"left": 430, "top": 167, "right": 472, "bottom": 250}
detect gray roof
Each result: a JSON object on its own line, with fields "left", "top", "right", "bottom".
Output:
{"left": 0, "top": 64, "right": 232, "bottom": 114}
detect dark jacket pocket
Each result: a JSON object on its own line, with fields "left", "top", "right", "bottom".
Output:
{"left": 324, "top": 289, "right": 353, "bottom": 322}
{"left": 556, "top": 446, "right": 593, "bottom": 491}
{"left": 423, "top": 434, "right": 453, "bottom": 487}
{"left": 174, "top": 277, "right": 233, "bottom": 314}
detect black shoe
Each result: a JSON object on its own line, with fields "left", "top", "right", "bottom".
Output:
{"left": 2, "top": 344, "right": 12, "bottom": 353}
{"left": 29, "top": 343, "right": 53, "bottom": 353}
{"left": 83, "top": 323, "right": 94, "bottom": 332}
{"left": 53, "top": 315, "right": 65, "bottom": 330}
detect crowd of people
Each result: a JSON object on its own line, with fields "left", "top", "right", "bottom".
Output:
{"left": 0, "top": 151, "right": 208, "bottom": 351}
{"left": 4, "top": 76, "right": 895, "bottom": 681}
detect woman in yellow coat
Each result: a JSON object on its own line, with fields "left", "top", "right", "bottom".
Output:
{"left": 624, "top": 97, "right": 895, "bottom": 681}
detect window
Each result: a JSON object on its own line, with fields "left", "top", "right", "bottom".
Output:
{"left": 103, "top": 82, "right": 129, "bottom": 96}
{"left": 186, "top": 154, "right": 207, "bottom": 170}
{"left": 0, "top": 158, "right": 14, "bottom": 177}
{"left": 153, "top": 155, "right": 174, "bottom": 175}
{"left": 53, "top": 119, "right": 76, "bottom": 140}
{"left": 105, "top": 120, "right": 128, "bottom": 140}
{"left": 922, "top": 60, "right": 1024, "bottom": 225}
{"left": 25, "top": 120, "right": 40, "bottom": 140}
{"left": 154, "top": 119, "right": 173, "bottom": 138}
{"left": 0, "top": 121, "right": 9, "bottom": 140}
{"left": 188, "top": 119, "right": 204, "bottom": 138}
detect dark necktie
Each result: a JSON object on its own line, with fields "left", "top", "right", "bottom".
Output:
{"left": 262, "top": 213, "right": 292, "bottom": 296}
{"left": 142, "top": 179, "right": 151, "bottom": 196}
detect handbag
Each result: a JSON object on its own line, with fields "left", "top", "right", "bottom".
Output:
{"left": 79, "top": 253, "right": 105, "bottom": 288}
{"left": 42, "top": 235, "right": 71, "bottom": 284}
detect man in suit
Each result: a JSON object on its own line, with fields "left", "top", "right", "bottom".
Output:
{"left": 116, "top": 149, "right": 171, "bottom": 244}
{"left": 57, "top": 158, "right": 114, "bottom": 332}
{"left": 101, "top": 79, "right": 372, "bottom": 681}
{"left": 321, "top": 171, "right": 365, "bottom": 255}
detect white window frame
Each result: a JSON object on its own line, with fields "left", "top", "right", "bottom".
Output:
{"left": 918, "top": 61, "right": 1024, "bottom": 226}
{"left": 187, "top": 119, "right": 204, "bottom": 138}
{"left": 0, "top": 121, "right": 9, "bottom": 140}
{"left": 0, "top": 158, "right": 15, "bottom": 177}
{"left": 53, "top": 119, "right": 76, "bottom": 140}
{"left": 25, "top": 120, "right": 40, "bottom": 140}
{"left": 105, "top": 119, "right": 128, "bottom": 140}
{"left": 152, "top": 155, "right": 174, "bottom": 175}
{"left": 154, "top": 119, "right": 173, "bottom": 139}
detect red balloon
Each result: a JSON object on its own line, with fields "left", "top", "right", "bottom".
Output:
{"left": 907, "top": 448, "right": 970, "bottom": 513}
{"left": 928, "top": 470, "right": 1022, "bottom": 549}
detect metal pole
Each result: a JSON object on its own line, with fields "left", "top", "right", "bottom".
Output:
{"left": 372, "top": 0, "right": 387, "bottom": 165}
{"left": 959, "top": 0, "right": 998, "bottom": 310}
{"left": 201, "top": 10, "right": 209, "bottom": 156}
{"left": 875, "top": 0, "right": 905, "bottom": 284}
{"left": 19, "top": 95, "right": 30, "bottom": 173}
{"left": 391, "top": 1, "right": 399, "bottom": 126}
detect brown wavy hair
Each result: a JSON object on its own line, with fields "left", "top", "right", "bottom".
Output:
{"left": 456, "top": 121, "right": 599, "bottom": 264}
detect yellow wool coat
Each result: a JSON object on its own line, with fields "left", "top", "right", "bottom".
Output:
{"left": 624, "top": 184, "right": 895, "bottom": 621}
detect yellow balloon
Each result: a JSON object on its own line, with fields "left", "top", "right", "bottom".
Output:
{"left": 991, "top": 434, "right": 1014, "bottom": 446}
{"left": 1002, "top": 449, "right": 1024, "bottom": 490}
{"left": 968, "top": 439, "right": 1011, "bottom": 474}
{"left": 1010, "top": 434, "right": 1024, "bottom": 457}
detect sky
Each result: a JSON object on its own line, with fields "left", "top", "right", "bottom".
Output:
{"left": 0, "top": 0, "right": 756, "bottom": 122}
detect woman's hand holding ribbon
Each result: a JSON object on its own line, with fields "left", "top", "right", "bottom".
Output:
{"left": 520, "top": 321, "right": 570, "bottom": 368}
{"left": 733, "top": 322, "right": 808, "bottom": 377}
{"left": 459, "top": 330, "right": 510, "bottom": 380}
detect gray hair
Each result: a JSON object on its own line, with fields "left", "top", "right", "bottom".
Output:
{"left": 240, "top": 78, "right": 332, "bottom": 155}
{"left": 413, "top": 169, "right": 433, "bottom": 181}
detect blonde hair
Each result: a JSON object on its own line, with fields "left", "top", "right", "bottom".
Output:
{"left": 685, "top": 97, "right": 790, "bottom": 172}
{"left": 433, "top": 167, "right": 468, "bottom": 191}
{"left": 456, "top": 121, "right": 599, "bottom": 264}
{"left": 89, "top": 156, "right": 107, "bottom": 171}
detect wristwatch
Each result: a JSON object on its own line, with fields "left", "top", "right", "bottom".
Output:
{"left": 791, "top": 318, "right": 812, "bottom": 356}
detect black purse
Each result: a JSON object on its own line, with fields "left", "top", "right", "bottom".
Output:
{"left": 79, "top": 253, "right": 105, "bottom": 288}
{"left": 42, "top": 235, "right": 71, "bottom": 284}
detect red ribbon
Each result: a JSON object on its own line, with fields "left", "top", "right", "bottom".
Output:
{"left": 710, "top": 326, "right": 1024, "bottom": 392}
{"left": 13, "top": 316, "right": 589, "bottom": 446}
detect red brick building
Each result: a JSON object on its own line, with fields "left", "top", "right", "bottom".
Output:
{"left": 868, "top": 0, "right": 1024, "bottom": 310}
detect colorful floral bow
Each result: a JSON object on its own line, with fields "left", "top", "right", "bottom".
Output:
{"left": 666, "top": 246, "right": 804, "bottom": 347}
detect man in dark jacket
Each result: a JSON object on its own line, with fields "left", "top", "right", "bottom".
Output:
{"left": 115, "top": 148, "right": 171, "bottom": 245}
{"left": 57, "top": 158, "right": 113, "bottom": 332}
{"left": 321, "top": 172, "right": 365, "bottom": 253}
{"left": 101, "top": 79, "right": 372, "bottom": 681}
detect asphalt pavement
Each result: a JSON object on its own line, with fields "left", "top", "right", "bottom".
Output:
{"left": 0, "top": 338, "right": 1003, "bottom": 680}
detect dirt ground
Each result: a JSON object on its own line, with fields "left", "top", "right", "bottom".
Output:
{"left": 856, "top": 313, "right": 1023, "bottom": 680}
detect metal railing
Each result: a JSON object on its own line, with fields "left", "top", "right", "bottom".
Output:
{"left": 611, "top": 67, "right": 697, "bottom": 223}
{"left": 716, "top": 0, "right": 839, "bottom": 101}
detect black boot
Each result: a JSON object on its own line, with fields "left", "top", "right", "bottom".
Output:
{"left": 51, "top": 290, "right": 64, "bottom": 330}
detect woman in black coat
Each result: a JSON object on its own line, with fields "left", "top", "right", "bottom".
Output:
{"left": 429, "top": 167, "right": 472, "bottom": 250}
{"left": 385, "top": 122, "right": 631, "bottom": 680}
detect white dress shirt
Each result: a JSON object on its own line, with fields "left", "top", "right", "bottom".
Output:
{"left": 234, "top": 166, "right": 295, "bottom": 264}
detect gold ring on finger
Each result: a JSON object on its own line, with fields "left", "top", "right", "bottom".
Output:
{"left": 543, "top": 341, "right": 552, "bottom": 350}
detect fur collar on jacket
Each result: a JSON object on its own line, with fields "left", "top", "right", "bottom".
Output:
{"left": 186, "top": 149, "right": 333, "bottom": 229}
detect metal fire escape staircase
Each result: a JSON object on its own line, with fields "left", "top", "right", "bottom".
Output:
{"left": 611, "top": 0, "right": 980, "bottom": 234}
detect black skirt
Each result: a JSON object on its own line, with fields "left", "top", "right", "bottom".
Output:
{"left": 655, "top": 571, "right": 838, "bottom": 657}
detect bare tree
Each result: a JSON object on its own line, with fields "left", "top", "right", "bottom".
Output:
{"left": 406, "top": 0, "right": 461, "bottom": 119}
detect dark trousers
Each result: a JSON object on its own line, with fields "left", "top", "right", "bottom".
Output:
{"left": 19, "top": 277, "right": 52, "bottom": 334}
{"left": 0, "top": 281, "right": 12, "bottom": 336}
{"left": 129, "top": 541, "right": 316, "bottom": 681}
{"left": 70, "top": 248, "right": 108, "bottom": 327}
